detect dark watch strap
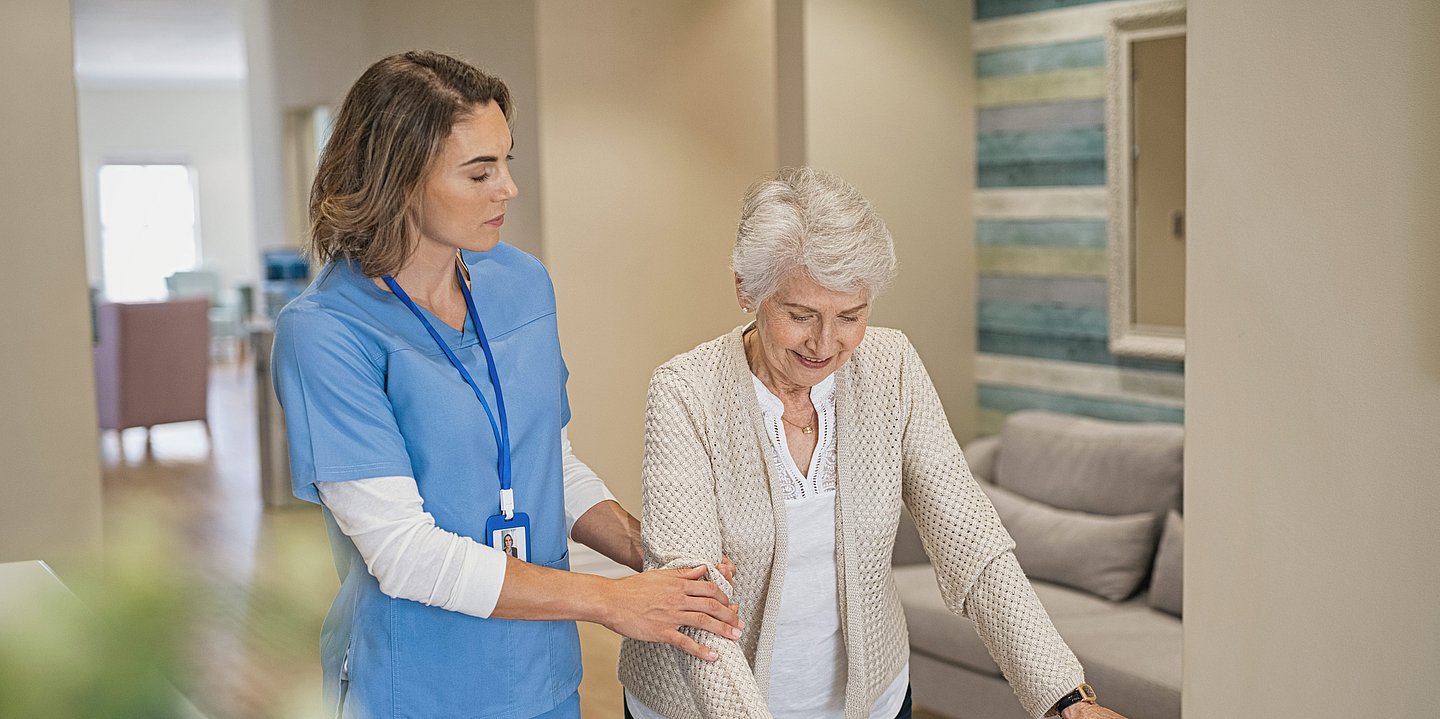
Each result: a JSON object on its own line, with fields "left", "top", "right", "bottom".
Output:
{"left": 1051, "top": 689, "right": 1087, "bottom": 716}
{"left": 1048, "top": 683, "right": 1096, "bottom": 717}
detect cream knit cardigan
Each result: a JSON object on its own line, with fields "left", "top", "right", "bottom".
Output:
{"left": 617, "top": 326, "right": 1085, "bottom": 719}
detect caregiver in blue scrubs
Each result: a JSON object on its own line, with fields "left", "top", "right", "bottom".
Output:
{"left": 272, "top": 51, "right": 742, "bottom": 719}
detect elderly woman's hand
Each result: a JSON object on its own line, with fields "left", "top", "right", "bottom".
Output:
{"left": 717, "top": 555, "right": 737, "bottom": 584}
{"left": 1061, "top": 702, "right": 1129, "bottom": 719}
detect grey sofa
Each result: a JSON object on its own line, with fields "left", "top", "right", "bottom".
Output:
{"left": 893, "top": 410, "right": 1185, "bottom": 719}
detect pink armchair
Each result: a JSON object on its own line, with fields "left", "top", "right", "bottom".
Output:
{"left": 93, "top": 298, "right": 211, "bottom": 443}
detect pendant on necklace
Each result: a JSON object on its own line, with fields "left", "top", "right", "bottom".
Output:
{"left": 781, "top": 413, "right": 815, "bottom": 435}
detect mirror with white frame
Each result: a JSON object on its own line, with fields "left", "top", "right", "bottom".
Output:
{"left": 1107, "top": 2, "right": 1186, "bottom": 361}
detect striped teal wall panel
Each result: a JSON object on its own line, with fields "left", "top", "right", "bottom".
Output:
{"left": 979, "top": 160, "right": 1104, "bottom": 188}
{"left": 977, "top": 39, "right": 1104, "bottom": 78}
{"left": 978, "top": 99, "right": 1104, "bottom": 134}
{"left": 977, "top": 68, "right": 1105, "bottom": 107}
{"left": 978, "top": 127, "right": 1105, "bottom": 165}
{"left": 975, "top": 187, "right": 1108, "bottom": 219}
{"left": 978, "top": 126, "right": 1106, "bottom": 188}
{"left": 977, "top": 219, "right": 1107, "bottom": 248}
{"left": 978, "top": 330, "right": 1185, "bottom": 373}
{"left": 977, "top": 300, "right": 1107, "bottom": 339}
{"left": 972, "top": 0, "right": 1184, "bottom": 428}
{"left": 978, "top": 246, "right": 1107, "bottom": 277}
{"left": 974, "top": 1, "right": 1146, "bottom": 53}
{"left": 978, "top": 384, "right": 1185, "bottom": 424}
{"left": 978, "top": 353, "right": 1184, "bottom": 407}
{"left": 976, "top": 0, "right": 1118, "bottom": 20}
{"left": 978, "top": 276, "right": 1108, "bottom": 306}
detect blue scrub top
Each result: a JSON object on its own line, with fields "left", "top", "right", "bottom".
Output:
{"left": 273, "top": 243, "right": 581, "bottom": 719}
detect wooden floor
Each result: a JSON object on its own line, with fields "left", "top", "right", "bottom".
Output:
{"left": 101, "top": 360, "right": 334, "bottom": 719}
{"left": 99, "top": 360, "right": 630, "bottom": 719}
{"left": 100, "top": 359, "right": 946, "bottom": 719}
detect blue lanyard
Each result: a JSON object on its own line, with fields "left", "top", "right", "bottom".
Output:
{"left": 383, "top": 264, "right": 516, "bottom": 517}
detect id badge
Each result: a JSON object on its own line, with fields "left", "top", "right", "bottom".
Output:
{"left": 486, "top": 512, "right": 531, "bottom": 563}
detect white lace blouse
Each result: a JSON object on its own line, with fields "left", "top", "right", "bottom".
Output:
{"left": 752, "top": 373, "right": 837, "bottom": 500}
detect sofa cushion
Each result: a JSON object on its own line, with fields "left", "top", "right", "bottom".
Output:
{"left": 894, "top": 564, "right": 1181, "bottom": 715}
{"left": 963, "top": 434, "right": 1002, "bottom": 483}
{"left": 995, "top": 410, "right": 1183, "bottom": 517}
{"left": 982, "top": 482, "right": 1160, "bottom": 601}
{"left": 1147, "top": 510, "right": 1184, "bottom": 617}
{"left": 1040, "top": 583, "right": 1182, "bottom": 719}
{"left": 892, "top": 508, "right": 929, "bottom": 567}
{"left": 894, "top": 564, "right": 1002, "bottom": 676}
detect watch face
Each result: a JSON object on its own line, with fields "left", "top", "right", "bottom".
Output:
{"left": 1079, "top": 683, "right": 1097, "bottom": 701}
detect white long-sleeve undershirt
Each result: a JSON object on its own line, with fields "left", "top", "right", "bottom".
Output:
{"left": 316, "top": 428, "right": 616, "bottom": 619}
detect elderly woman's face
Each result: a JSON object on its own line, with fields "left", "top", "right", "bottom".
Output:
{"left": 750, "top": 272, "right": 870, "bottom": 391}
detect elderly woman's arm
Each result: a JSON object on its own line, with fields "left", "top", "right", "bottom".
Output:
{"left": 964, "top": 552, "right": 1088, "bottom": 717}
{"left": 895, "top": 339, "right": 1087, "bottom": 719}
{"left": 636, "top": 367, "right": 772, "bottom": 719}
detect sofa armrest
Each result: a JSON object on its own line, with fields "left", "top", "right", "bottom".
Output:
{"left": 963, "top": 434, "right": 1001, "bottom": 484}
{"left": 893, "top": 509, "right": 929, "bottom": 566}
{"left": 895, "top": 437, "right": 1000, "bottom": 567}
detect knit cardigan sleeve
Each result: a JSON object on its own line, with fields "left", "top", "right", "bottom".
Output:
{"left": 638, "top": 366, "right": 773, "bottom": 719}
{"left": 895, "top": 339, "right": 1085, "bottom": 718}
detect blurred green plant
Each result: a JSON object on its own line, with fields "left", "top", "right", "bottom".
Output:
{"left": 0, "top": 520, "right": 200, "bottom": 717}
{"left": 0, "top": 501, "right": 335, "bottom": 719}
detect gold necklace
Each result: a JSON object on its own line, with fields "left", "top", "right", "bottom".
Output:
{"left": 746, "top": 329, "right": 816, "bottom": 434}
{"left": 780, "top": 412, "right": 815, "bottom": 435}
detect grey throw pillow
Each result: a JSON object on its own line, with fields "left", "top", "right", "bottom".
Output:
{"left": 994, "top": 410, "right": 1183, "bottom": 517}
{"left": 982, "top": 482, "right": 1161, "bottom": 601}
{"left": 1148, "top": 510, "right": 1184, "bottom": 617}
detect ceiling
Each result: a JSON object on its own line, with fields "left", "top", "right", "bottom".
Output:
{"left": 72, "top": 0, "right": 247, "bottom": 85}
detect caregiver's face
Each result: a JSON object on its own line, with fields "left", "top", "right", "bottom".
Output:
{"left": 750, "top": 272, "right": 870, "bottom": 392}
{"left": 411, "top": 101, "right": 518, "bottom": 257}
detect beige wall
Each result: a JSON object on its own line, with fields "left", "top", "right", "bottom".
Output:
{"left": 0, "top": 0, "right": 105, "bottom": 572}
{"left": 249, "top": 0, "right": 543, "bottom": 258}
{"left": 535, "top": 0, "right": 779, "bottom": 511}
{"left": 268, "top": 0, "right": 368, "bottom": 111}
{"left": 797, "top": 0, "right": 978, "bottom": 440}
{"left": 1186, "top": 1, "right": 1440, "bottom": 714}
{"left": 245, "top": 0, "right": 369, "bottom": 253}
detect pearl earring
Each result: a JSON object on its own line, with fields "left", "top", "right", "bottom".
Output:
{"left": 742, "top": 306, "right": 751, "bottom": 313}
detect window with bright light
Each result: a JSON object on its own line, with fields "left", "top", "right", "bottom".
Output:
{"left": 98, "top": 164, "right": 200, "bottom": 301}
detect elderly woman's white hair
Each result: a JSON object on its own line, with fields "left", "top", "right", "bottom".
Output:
{"left": 732, "top": 167, "right": 897, "bottom": 306}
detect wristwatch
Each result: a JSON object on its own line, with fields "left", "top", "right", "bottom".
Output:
{"left": 1044, "top": 683, "right": 1097, "bottom": 717}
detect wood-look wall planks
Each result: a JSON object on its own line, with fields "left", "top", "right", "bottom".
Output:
{"left": 971, "top": 0, "right": 1183, "bottom": 434}
{"left": 973, "top": 0, "right": 1154, "bottom": 52}
{"left": 978, "top": 99, "right": 1105, "bottom": 134}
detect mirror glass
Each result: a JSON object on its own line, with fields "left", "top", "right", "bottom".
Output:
{"left": 1132, "top": 34, "right": 1186, "bottom": 329}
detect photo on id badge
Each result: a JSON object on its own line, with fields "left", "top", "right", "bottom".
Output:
{"left": 493, "top": 527, "right": 528, "bottom": 562}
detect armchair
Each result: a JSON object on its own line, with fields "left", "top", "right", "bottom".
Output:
{"left": 93, "top": 298, "right": 211, "bottom": 446}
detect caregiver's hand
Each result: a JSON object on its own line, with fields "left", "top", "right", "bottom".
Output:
{"left": 599, "top": 565, "right": 743, "bottom": 662}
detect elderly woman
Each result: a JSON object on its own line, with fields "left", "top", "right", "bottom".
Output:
{"left": 618, "top": 168, "right": 1129, "bottom": 719}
